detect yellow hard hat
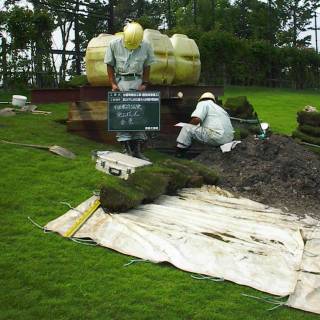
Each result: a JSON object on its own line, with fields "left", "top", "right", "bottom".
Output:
{"left": 199, "top": 92, "right": 216, "bottom": 102}
{"left": 123, "top": 22, "right": 143, "bottom": 50}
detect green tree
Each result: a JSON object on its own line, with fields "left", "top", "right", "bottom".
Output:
{"left": 275, "top": 0, "right": 314, "bottom": 46}
{"left": 3, "top": 5, "right": 54, "bottom": 88}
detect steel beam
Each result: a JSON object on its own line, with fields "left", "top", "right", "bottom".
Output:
{"left": 31, "top": 85, "right": 224, "bottom": 104}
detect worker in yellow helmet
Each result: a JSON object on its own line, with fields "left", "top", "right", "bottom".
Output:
{"left": 176, "top": 92, "right": 234, "bottom": 158}
{"left": 104, "top": 21, "right": 155, "bottom": 161}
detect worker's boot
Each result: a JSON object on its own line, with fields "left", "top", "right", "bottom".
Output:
{"left": 121, "top": 141, "right": 133, "bottom": 156}
{"left": 175, "top": 146, "right": 189, "bottom": 158}
{"left": 133, "top": 140, "right": 150, "bottom": 161}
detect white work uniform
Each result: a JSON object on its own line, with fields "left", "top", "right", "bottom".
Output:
{"left": 177, "top": 100, "right": 234, "bottom": 147}
{"left": 104, "top": 38, "right": 155, "bottom": 142}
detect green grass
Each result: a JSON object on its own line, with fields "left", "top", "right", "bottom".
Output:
{"left": 1, "top": 87, "right": 319, "bottom": 320}
{"left": 224, "top": 86, "right": 320, "bottom": 135}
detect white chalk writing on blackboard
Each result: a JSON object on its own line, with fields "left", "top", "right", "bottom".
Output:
{"left": 114, "top": 104, "right": 143, "bottom": 111}
{"left": 114, "top": 103, "right": 144, "bottom": 126}
{"left": 108, "top": 91, "right": 160, "bottom": 131}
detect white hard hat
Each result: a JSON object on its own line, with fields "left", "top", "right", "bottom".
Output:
{"left": 199, "top": 92, "right": 216, "bottom": 102}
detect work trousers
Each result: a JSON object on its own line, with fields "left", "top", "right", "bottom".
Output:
{"left": 116, "top": 78, "right": 147, "bottom": 142}
{"left": 177, "top": 124, "right": 232, "bottom": 148}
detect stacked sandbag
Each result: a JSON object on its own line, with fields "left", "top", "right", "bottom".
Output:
{"left": 223, "top": 96, "right": 258, "bottom": 139}
{"left": 292, "top": 106, "right": 320, "bottom": 146}
{"left": 85, "top": 30, "right": 201, "bottom": 86}
{"left": 224, "top": 96, "right": 255, "bottom": 119}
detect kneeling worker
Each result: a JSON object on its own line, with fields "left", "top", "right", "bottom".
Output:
{"left": 105, "top": 21, "right": 155, "bottom": 160}
{"left": 176, "top": 92, "right": 234, "bottom": 157}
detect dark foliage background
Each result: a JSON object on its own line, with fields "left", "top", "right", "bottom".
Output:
{"left": 0, "top": 0, "right": 319, "bottom": 89}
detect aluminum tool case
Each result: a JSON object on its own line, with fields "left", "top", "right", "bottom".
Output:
{"left": 94, "top": 151, "right": 152, "bottom": 180}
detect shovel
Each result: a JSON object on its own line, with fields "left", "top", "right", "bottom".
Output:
{"left": 0, "top": 140, "right": 76, "bottom": 159}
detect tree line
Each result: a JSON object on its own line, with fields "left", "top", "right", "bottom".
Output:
{"left": 0, "top": 0, "right": 319, "bottom": 89}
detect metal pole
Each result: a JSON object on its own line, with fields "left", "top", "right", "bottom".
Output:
{"left": 108, "top": 0, "right": 114, "bottom": 34}
{"left": 268, "top": 0, "right": 272, "bottom": 44}
{"left": 315, "top": 11, "right": 319, "bottom": 89}
{"left": 168, "top": 0, "right": 171, "bottom": 29}
{"left": 315, "top": 11, "right": 318, "bottom": 53}
{"left": 1, "top": 36, "right": 8, "bottom": 89}
{"left": 293, "top": 0, "right": 297, "bottom": 47}
{"left": 268, "top": 0, "right": 273, "bottom": 87}
{"left": 211, "top": 0, "right": 215, "bottom": 28}
{"left": 74, "top": 0, "right": 81, "bottom": 75}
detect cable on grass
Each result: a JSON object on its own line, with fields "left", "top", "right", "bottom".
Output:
{"left": 123, "top": 259, "right": 151, "bottom": 267}
{"left": 191, "top": 274, "right": 224, "bottom": 282}
{"left": 241, "top": 293, "right": 288, "bottom": 311}
{"left": 92, "top": 190, "right": 100, "bottom": 196}
{"left": 28, "top": 216, "right": 51, "bottom": 233}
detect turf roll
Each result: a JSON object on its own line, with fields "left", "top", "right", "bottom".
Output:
{"left": 292, "top": 129, "right": 320, "bottom": 146}
{"left": 297, "top": 111, "right": 320, "bottom": 127}
{"left": 224, "top": 96, "right": 254, "bottom": 118}
{"left": 299, "top": 124, "right": 320, "bottom": 137}
{"left": 100, "top": 159, "right": 219, "bottom": 213}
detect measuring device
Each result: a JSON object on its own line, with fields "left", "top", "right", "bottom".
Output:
{"left": 63, "top": 199, "right": 101, "bottom": 238}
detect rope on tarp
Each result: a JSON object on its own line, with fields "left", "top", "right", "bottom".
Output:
{"left": 191, "top": 274, "right": 224, "bottom": 282}
{"left": 123, "top": 259, "right": 151, "bottom": 267}
{"left": 59, "top": 201, "right": 83, "bottom": 214}
{"left": 27, "top": 216, "right": 51, "bottom": 233}
{"left": 304, "top": 249, "right": 319, "bottom": 258}
{"left": 70, "top": 238, "right": 97, "bottom": 246}
{"left": 301, "top": 220, "right": 320, "bottom": 258}
{"left": 241, "top": 293, "right": 289, "bottom": 311}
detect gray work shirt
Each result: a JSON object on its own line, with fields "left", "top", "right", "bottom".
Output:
{"left": 104, "top": 38, "right": 155, "bottom": 75}
{"left": 191, "top": 100, "right": 234, "bottom": 142}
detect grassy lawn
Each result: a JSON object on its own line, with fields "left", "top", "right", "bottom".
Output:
{"left": 224, "top": 86, "right": 320, "bottom": 135}
{"left": 1, "top": 87, "right": 319, "bottom": 320}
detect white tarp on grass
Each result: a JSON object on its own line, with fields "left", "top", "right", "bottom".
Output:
{"left": 45, "top": 186, "right": 320, "bottom": 314}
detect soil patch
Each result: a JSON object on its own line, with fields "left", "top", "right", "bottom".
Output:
{"left": 195, "top": 134, "right": 320, "bottom": 218}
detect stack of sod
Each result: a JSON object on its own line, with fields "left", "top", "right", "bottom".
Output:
{"left": 223, "top": 96, "right": 259, "bottom": 139}
{"left": 292, "top": 110, "right": 320, "bottom": 146}
{"left": 224, "top": 96, "right": 254, "bottom": 119}
{"left": 100, "top": 159, "right": 219, "bottom": 212}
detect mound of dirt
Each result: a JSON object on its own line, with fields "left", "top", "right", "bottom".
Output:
{"left": 195, "top": 134, "right": 320, "bottom": 217}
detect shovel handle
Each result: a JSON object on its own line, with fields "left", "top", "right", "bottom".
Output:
{"left": 0, "top": 140, "right": 49, "bottom": 149}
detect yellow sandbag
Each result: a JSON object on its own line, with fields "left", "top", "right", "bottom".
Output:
{"left": 85, "top": 33, "right": 121, "bottom": 86}
{"left": 143, "top": 29, "right": 175, "bottom": 85}
{"left": 170, "top": 34, "right": 201, "bottom": 85}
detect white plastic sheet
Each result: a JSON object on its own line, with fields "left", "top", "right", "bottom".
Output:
{"left": 46, "top": 186, "right": 319, "bottom": 314}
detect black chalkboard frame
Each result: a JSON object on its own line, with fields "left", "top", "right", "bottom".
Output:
{"left": 107, "top": 91, "right": 161, "bottom": 132}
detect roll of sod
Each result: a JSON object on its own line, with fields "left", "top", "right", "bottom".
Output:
{"left": 299, "top": 124, "right": 320, "bottom": 137}
{"left": 297, "top": 111, "right": 320, "bottom": 127}
{"left": 224, "top": 96, "right": 254, "bottom": 118}
{"left": 100, "top": 159, "right": 219, "bottom": 212}
{"left": 292, "top": 129, "right": 320, "bottom": 146}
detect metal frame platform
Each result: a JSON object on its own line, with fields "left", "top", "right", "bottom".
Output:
{"left": 31, "top": 85, "right": 224, "bottom": 104}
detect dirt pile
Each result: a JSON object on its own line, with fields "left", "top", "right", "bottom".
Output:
{"left": 195, "top": 134, "right": 320, "bottom": 217}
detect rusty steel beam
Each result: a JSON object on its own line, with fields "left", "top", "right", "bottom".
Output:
{"left": 31, "top": 85, "right": 224, "bottom": 104}
{"left": 31, "top": 88, "right": 80, "bottom": 104}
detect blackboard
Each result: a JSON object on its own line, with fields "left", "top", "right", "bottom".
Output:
{"left": 108, "top": 91, "right": 160, "bottom": 131}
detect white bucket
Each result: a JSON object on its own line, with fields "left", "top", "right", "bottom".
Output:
{"left": 12, "top": 95, "right": 27, "bottom": 107}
